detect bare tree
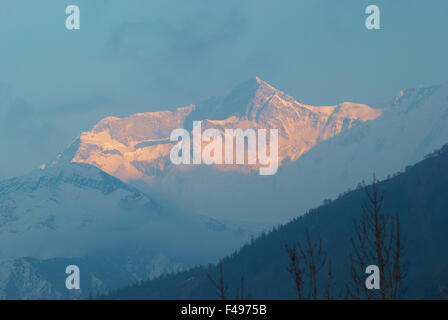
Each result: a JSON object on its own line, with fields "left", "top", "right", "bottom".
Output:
{"left": 235, "top": 277, "right": 247, "bottom": 300}
{"left": 285, "top": 243, "right": 305, "bottom": 299}
{"left": 208, "top": 260, "right": 228, "bottom": 300}
{"left": 208, "top": 260, "right": 249, "bottom": 300}
{"left": 348, "top": 174, "right": 406, "bottom": 299}
{"left": 286, "top": 228, "right": 333, "bottom": 299}
{"left": 323, "top": 261, "right": 335, "bottom": 300}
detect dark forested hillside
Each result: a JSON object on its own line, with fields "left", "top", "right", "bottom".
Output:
{"left": 102, "top": 145, "right": 448, "bottom": 300}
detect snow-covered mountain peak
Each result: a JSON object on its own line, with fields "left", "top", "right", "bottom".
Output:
{"left": 45, "top": 78, "right": 381, "bottom": 182}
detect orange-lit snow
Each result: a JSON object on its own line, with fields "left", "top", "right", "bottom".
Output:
{"left": 68, "top": 78, "right": 381, "bottom": 181}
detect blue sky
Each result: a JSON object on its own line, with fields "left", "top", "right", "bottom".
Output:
{"left": 0, "top": 0, "right": 447, "bottom": 177}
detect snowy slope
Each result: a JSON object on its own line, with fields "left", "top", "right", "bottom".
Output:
{"left": 0, "top": 161, "right": 263, "bottom": 298}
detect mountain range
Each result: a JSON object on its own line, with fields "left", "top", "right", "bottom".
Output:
{"left": 47, "top": 78, "right": 448, "bottom": 225}
{"left": 47, "top": 77, "right": 380, "bottom": 181}
{"left": 0, "top": 78, "right": 447, "bottom": 298}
